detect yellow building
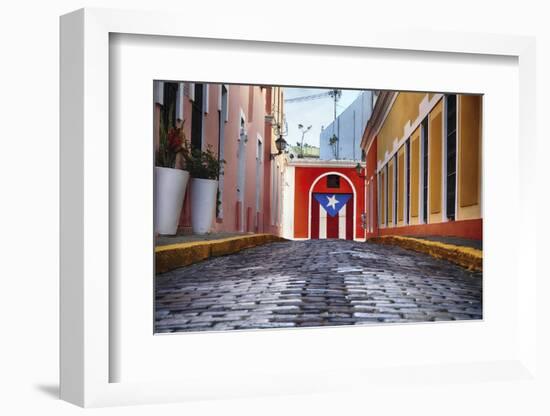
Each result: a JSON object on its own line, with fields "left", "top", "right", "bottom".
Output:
{"left": 362, "top": 91, "right": 482, "bottom": 240}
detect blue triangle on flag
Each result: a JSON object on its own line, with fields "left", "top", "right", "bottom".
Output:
{"left": 313, "top": 193, "right": 352, "bottom": 217}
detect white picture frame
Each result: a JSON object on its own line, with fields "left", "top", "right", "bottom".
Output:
{"left": 60, "top": 7, "right": 539, "bottom": 408}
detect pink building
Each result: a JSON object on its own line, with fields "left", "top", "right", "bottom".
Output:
{"left": 153, "top": 81, "right": 285, "bottom": 235}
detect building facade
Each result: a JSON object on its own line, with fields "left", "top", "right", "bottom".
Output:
{"left": 361, "top": 91, "right": 482, "bottom": 240}
{"left": 319, "top": 91, "right": 373, "bottom": 161}
{"left": 281, "top": 160, "right": 366, "bottom": 241}
{"left": 263, "top": 85, "right": 287, "bottom": 236}
{"left": 363, "top": 134, "right": 378, "bottom": 239}
{"left": 153, "top": 81, "right": 286, "bottom": 235}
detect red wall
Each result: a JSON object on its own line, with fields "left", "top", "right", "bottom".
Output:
{"left": 293, "top": 166, "right": 365, "bottom": 240}
{"left": 378, "top": 218, "right": 482, "bottom": 240}
{"left": 365, "top": 137, "right": 378, "bottom": 239}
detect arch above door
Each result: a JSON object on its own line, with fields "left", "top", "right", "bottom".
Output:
{"left": 307, "top": 171, "right": 357, "bottom": 240}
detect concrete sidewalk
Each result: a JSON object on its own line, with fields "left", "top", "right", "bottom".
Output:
{"left": 370, "top": 235, "right": 482, "bottom": 272}
{"left": 155, "top": 233, "right": 286, "bottom": 274}
{"left": 413, "top": 235, "right": 482, "bottom": 250}
{"left": 156, "top": 232, "right": 249, "bottom": 247}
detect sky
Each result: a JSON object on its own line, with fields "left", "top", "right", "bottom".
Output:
{"left": 283, "top": 87, "right": 364, "bottom": 148}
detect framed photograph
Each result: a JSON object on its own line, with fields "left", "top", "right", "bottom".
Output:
{"left": 60, "top": 8, "right": 538, "bottom": 408}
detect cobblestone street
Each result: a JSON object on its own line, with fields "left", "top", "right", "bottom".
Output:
{"left": 155, "top": 240, "right": 482, "bottom": 333}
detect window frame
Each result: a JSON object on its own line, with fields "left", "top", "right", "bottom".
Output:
{"left": 405, "top": 139, "right": 410, "bottom": 225}
{"left": 190, "top": 83, "right": 205, "bottom": 150}
{"left": 326, "top": 174, "right": 341, "bottom": 189}
{"left": 421, "top": 116, "right": 429, "bottom": 224}
{"left": 444, "top": 94, "right": 458, "bottom": 221}
{"left": 393, "top": 154, "right": 398, "bottom": 225}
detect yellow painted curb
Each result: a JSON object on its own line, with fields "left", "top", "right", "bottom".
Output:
{"left": 155, "top": 234, "right": 286, "bottom": 274}
{"left": 370, "top": 236, "right": 482, "bottom": 272}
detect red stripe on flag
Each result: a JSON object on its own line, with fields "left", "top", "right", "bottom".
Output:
{"left": 346, "top": 195, "right": 353, "bottom": 240}
{"left": 326, "top": 211, "right": 339, "bottom": 239}
{"left": 311, "top": 196, "right": 319, "bottom": 239}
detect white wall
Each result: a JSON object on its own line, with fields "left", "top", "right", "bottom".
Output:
{"left": 281, "top": 165, "right": 295, "bottom": 239}
{"left": 319, "top": 91, "right": 372, "bottom": 160}
{"left": 1, "top": 1, "right": 549, "bottom": 415}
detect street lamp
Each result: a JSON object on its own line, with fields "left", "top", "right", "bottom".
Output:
{"left": 275, "top": 135, "right": 288, "bottom": 154}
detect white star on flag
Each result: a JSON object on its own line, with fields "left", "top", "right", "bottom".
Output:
{"left": 326, "top": 194, "right": 339, "bottom": 209}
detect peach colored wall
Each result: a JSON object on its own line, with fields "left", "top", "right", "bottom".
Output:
{"left": 153, "top": 83, "right": 276, "bottom": 235}
{"left": 215, "top": 84, "right": 267, "bottom": 233}
{"left": 262, "top": 88, "right": 273, "bottom": 234}
{"left": 262, "top": 87, "right": 284, "bottom": 236}
{"left": 243, "top": 86, "right": 266, "bottom": 232}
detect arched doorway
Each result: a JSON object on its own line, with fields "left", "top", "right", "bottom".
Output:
{"left": 308, "top": 172, "right": 356, "bottom": 240}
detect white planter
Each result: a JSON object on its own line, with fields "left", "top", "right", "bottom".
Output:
{"left": 190, "top": 178, "right": 218, "bottom": 235}
{"left": 154, "top": 167, "right": 190, "bottom": 235}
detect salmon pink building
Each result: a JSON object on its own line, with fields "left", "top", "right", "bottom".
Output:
{"left": 154, "top": 81, "right": 286, "bottom": 235}
{"left": 281, "top": 160, "right": 366, "bottom": 241}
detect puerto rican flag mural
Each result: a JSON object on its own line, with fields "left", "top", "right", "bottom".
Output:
{"left": 311, "top": 193, "right": 354, "bottom": 240}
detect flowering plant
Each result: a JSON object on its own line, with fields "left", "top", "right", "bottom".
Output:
{"left": 156, "top": 118, "right": 187, "bottom": 169}
{"left": 182, "top": 143, "right": 226, "bottom": 180}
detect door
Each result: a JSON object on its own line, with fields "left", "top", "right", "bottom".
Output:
{"left": 236, "top": 117, "right": 247, "bottom": 230}
{"left": 310, "top": 193, "right": 354, "bottom": 240}
{"left": 255, "top": 136, "right": 263, "bottom": 228}
{"left": 217, "top": 85, "right": 228, "bottom": 220}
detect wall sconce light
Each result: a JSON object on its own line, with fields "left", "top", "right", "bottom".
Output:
{"left": 270, "top": 135, "right": 288, "bottom": 160}
{"left": 275, "top": 135, "right": 287, "bottom": 154}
